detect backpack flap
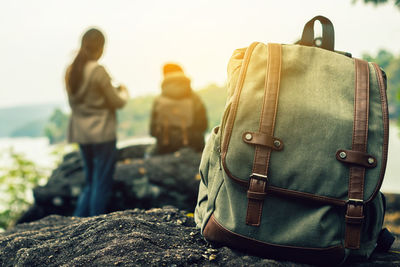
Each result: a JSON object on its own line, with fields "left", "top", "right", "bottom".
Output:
{"left": 221, "top": 42, "right": 388, "bottom": 202}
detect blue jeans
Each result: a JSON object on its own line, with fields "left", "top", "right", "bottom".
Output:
{"left": 73, "top": 140, "right": 117, "bottom": 217}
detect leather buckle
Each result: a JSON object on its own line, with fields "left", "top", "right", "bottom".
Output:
{"left": 249, "top": 173, "right": 268, "bottom": 181}
{"left": 346, "top": 198, "right": 364, "bottom": 206}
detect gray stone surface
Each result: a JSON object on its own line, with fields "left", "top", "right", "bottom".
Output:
{"left": 1, "top": 207, "right": 399, "bottom": 266}
{"left": 18, "top": 145, "right": 201, "bottom": 223}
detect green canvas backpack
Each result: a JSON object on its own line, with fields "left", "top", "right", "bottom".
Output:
{"left": 194, "top": 16, "right": 393, "bottom": 265}
{"left": 154, "top": 95, "right": 194, "bottom": 147}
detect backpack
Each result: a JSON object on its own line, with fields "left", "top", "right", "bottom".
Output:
{"left": 194, "top": 16, "right": 393, "bottom": 265}
{"left": 155, "top": 95, "right": 194, "bottom": 147}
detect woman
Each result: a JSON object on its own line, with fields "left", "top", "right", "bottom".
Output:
{"left": 65, "top": 28, "right": 129, "bottom": 217}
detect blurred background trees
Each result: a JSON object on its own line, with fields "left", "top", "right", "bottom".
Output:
{"left": 363, "top": 50, "right": 400, "bottom": 119}
{"left": 44, "top": 108, "right": 69, "bottom": 144}
{"left": 358, "top": 0, "right": 400, "bottom": 8}
{"left": 42, "top": 84, "right": 227, "bottom": 143}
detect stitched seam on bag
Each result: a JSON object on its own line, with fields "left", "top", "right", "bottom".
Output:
{"left": 365, "top": 63, "right": 389, "bottom": 203}
{"left": 210, "top": 215, "right": 344, "bottom": 251}
{"left": 201, "top": 175, "right": 225, "bottom": 235}
{"left": 252, "top": 44, "right": 271, "bottom": 174}
{"left": 247, "top": 43, "right": 273, "bottom": 226}
{"left": 222, "top": 42, "right": 259, "bottom": 157}
{"left": 268, "top": 44, "right": 282, "bottom": 172}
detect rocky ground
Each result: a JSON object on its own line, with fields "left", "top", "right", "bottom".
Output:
{"left": 18, "top": 145, "right": 201, "bottom": 223}
{"left": 7, "top": 144, "right": 400, "bottom": 266}
{"left": 1, "top": 207, "right": 399, "bottom": 267}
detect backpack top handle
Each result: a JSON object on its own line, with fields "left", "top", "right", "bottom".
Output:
{"left": 299, "top": 15, "right": 335, "bottom": 51}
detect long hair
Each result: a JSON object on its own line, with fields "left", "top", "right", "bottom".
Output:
{"left": 67, "top": 28, "right": 105, "bottom": 94}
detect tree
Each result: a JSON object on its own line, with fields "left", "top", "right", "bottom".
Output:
{"left": 356, "top": 0, "right": 400, "bottom": 8}
{"left": 363, "top": 50, "right": 400, "bottom": 119}
{"left": 44, "top": 108, "right": 69, "bottom": 144}
{"left": 362, "top": 50, "right": 394, "bottom": 69}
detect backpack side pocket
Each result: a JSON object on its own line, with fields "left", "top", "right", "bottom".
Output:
{"left": 195, "top": 126, "right": 223, "bottom": 230}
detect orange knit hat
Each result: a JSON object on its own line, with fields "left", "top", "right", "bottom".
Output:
{"left": 163, "top": 63, "right": 184, "bottom": 76}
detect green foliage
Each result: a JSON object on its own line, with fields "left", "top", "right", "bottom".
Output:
{"left": 197, "top": 83, "right": 227, "bottom": 131}
{"left": 362, "top": 50, "right": 394, "bottom": 69}
{"left": 116, "top": 83, "right": 227, "bottom": 138}
{"left": 387, "top": 58, "right": 400, "bottom": 119}
{"left": 397, "top": 86, "right": 400, "bottom": 132}
{"left": 44, "top": 108, "right": 69, "bottom": 144}
{"left": 363, "top": 49, "right": 400, "bottom": 119}
{"left": 44, "top": 83, "right": 227, "bottom": 143}
{"left": 355, "top": 0, "right": 400, "bottom": 8}
{"left": 117, "top": 95, "right": 155, "bottom": 139}
{"left": 0, "top": 150, "right": 48, "bottom": 231}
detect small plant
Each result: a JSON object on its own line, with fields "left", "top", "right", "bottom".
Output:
{"left": 0, "top": 149, "right": 48, "bottom": 231}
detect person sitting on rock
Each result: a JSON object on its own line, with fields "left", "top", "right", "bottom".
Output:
{"left": 149, "top": 63, "right": 208, "bottom": 155}
{"left": 65, "top": 28, "right": 129, "bottom": 217}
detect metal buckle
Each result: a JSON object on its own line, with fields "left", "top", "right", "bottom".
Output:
{"left": 249, "top": 173, "right": 268, "bottom": 181}
{"left": 346, "top": 198, "right": 364, "bottom": 206}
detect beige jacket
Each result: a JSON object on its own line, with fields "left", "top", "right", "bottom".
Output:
{"left": 66, "top": 61, "right": 129, "bottom": 144}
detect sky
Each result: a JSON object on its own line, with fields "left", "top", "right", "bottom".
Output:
{"left": 0, "top": 0, "right": 399, "bottom": 108}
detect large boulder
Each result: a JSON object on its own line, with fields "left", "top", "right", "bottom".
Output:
{"left": 1, "top": 207, "right": 399, "bottom": 266}
{"left": 18, "top": 145, "right": 202, "bottom": 223}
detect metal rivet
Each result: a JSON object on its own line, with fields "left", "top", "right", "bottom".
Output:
{"left": 245, "top": 133, "right": 252, "bottom": 141}
{"left": 339, "top": 151, "right": 347, "bottom": 159}
{"left": 368, "top": 157, "right": 375, "bottom": 164}
{"left": 273, "top": 140, "right": 281, "bottom": 148}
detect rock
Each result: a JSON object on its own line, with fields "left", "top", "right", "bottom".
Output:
{"left": 117, "top": 144, "right": 150, "bottom": 161}
{"left": 382, "top": 193, "right": 400, "bottom": 236}
{"left": 12, "top": 143, "right": 400, "bottom": 266}
{"left": 17, "top": 145, "right": 201, "bottom": 224}
{"left": 1, "top": 207, "right": 399, "bottom": 266}
{"left": 384, "top": 193, "right": 400, "bottom": 213}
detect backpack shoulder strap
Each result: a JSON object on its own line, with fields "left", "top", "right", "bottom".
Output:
{"left": 246, "top": 43, "right": 282, "bottom": 226}
{"left": 344, "top": 58, "right": 370, "bottom": 249}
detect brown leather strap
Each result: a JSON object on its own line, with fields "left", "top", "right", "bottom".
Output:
{"left": 247, "top": 190, "right": 268, "bottom": 200}
{"left": 246, "top": 43, "right": 282, "bottom": 226}
{"left": 336, "top": 149, "right": 377, "bottom": 168}
{"left": 242, "top": 132, "right": 283, "bottom": 151}
{"left": 345, "top": 58, "right": 370, "bottom": 249}
{"left": 204, "top": 214, "right": 346, "bottom": 265}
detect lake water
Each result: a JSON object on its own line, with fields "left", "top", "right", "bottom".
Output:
{"left": 0, "top": 137, "right": 60, "bottom": 171}
{"left": 0, "top": 126, "right": 399, "bottom": 193}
